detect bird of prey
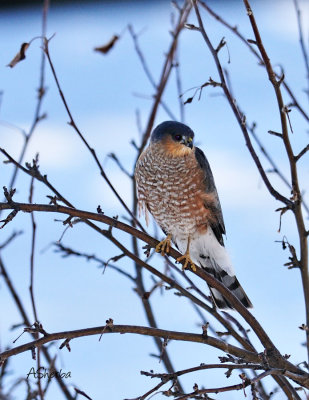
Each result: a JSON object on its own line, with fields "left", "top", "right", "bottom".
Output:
{"left": 134, "top": 121, "right": 252, "bottom": 309}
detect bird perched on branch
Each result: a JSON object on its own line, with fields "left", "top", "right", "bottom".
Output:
{"left": 134, "top": 121, "right": 252, "bottom": 309}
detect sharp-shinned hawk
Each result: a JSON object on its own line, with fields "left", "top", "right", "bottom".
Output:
{"left": 135, "top": 121, "right": 252, "bottom": 309}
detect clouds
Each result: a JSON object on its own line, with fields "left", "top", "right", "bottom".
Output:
{"left": 1, "top": 124, "right": 86, "bottom": 170}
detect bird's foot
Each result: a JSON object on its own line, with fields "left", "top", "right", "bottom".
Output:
{"left": 177, "top": 251, "right": 196, "bottom": 272}
{"left": 155, "top": 234, "right": 172, "bottom": 256}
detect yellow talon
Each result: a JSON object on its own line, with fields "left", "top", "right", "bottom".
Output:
{"left": 177, "top": 237, "right": 196, "bottom": 271}
{"left": 177, "top": 252, "right": 196, "bottom": 272}
{"left": 155, "top": 234, "right": 172, "bottom": 256}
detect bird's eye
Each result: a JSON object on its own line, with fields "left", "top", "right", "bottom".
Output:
{"left": 174, "top": 134, "right": 182, "bottom": 141}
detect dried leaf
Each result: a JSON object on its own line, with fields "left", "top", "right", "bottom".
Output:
{"left": 7, "top": 42, "right": 30, "bottom": 68}
{"left": 94, "top": 35, "right": 119, "bottom": 55}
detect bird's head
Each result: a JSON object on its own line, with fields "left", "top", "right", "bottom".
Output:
{"left": 150, "top": 121, "right": 194, "bottom": 157}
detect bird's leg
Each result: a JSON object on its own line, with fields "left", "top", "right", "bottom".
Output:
{"left": 155, "top": 234, "right": 172, "bottom": 256}
{"left": 177, "top": 237, "right": 196, "bottom": 272}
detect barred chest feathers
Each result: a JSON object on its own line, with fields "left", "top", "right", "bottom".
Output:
{"left": 135, "top": 143, "right": 213, "bottom": 239}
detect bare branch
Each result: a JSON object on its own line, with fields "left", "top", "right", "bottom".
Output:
{"left": 0, "top": 230, "right": 23, "bottom": 249}
{"left": 0, "top": 324, "right": 264, "bottom": 366}
{"left": 295, "top": 144, "right": 309, "bottom": 163}
{"left": 54, "top": 242, "right": 135, "bottom": 281}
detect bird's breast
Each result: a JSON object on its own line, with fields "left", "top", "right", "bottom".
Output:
{"left": 135, "top": 145, "right": 212, "bottom": 237}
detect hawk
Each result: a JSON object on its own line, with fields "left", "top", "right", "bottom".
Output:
{"left": 135, "top": 121, "right": 252, "bottom": 309}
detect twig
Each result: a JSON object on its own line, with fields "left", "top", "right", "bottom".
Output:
{"left": 107, "top": 153, "right": 133, "bottom": 179}
{"left": 0, "top": 230, "right": 23, "bottom": 250}
{"left": 174, "top": 49, "right": 185, "bottom": 122}
{"left": 126, "top": 380, "right": 167, "bottom": 400}
{"left": 54, "top": 242, "right": 135, "bottom": 281}
{"left": 248, "top": 123, "right": 309, "bottom": 217}
{"left": 295, "top": 144, "right": 309, "bottom": 163}
{"left": 172, "top": 370, "right": 269, "bottom": 399}
{"left": 141, "top": 362, "right": 264, "bottom": 380}
{"left": 28, "top": 172, "right": 39, "bottom": 325}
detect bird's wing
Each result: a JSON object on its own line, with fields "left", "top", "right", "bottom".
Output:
{"left": 194, "top": 146, "right": 226, "bottom": 246}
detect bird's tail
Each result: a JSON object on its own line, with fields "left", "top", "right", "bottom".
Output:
{"left": 176, "top": 228, "right": 252, "bottom": 310}
{"left": 202, "top": 257, "right": 252, "bottom": 309}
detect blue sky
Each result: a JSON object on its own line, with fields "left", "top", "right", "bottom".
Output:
{"left": 0, "top": 1, "right": 309, "bottom": 399}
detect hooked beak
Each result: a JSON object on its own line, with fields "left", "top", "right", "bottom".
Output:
{"left": 180, "top": 136, "right": 193, "bottom": 149}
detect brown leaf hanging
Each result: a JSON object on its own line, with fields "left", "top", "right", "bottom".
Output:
{"left": 7, "top": 42, "right": 30, "bottom": 68}
{"left": 94, "top": 35, "right": 119, "bottom": 55}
